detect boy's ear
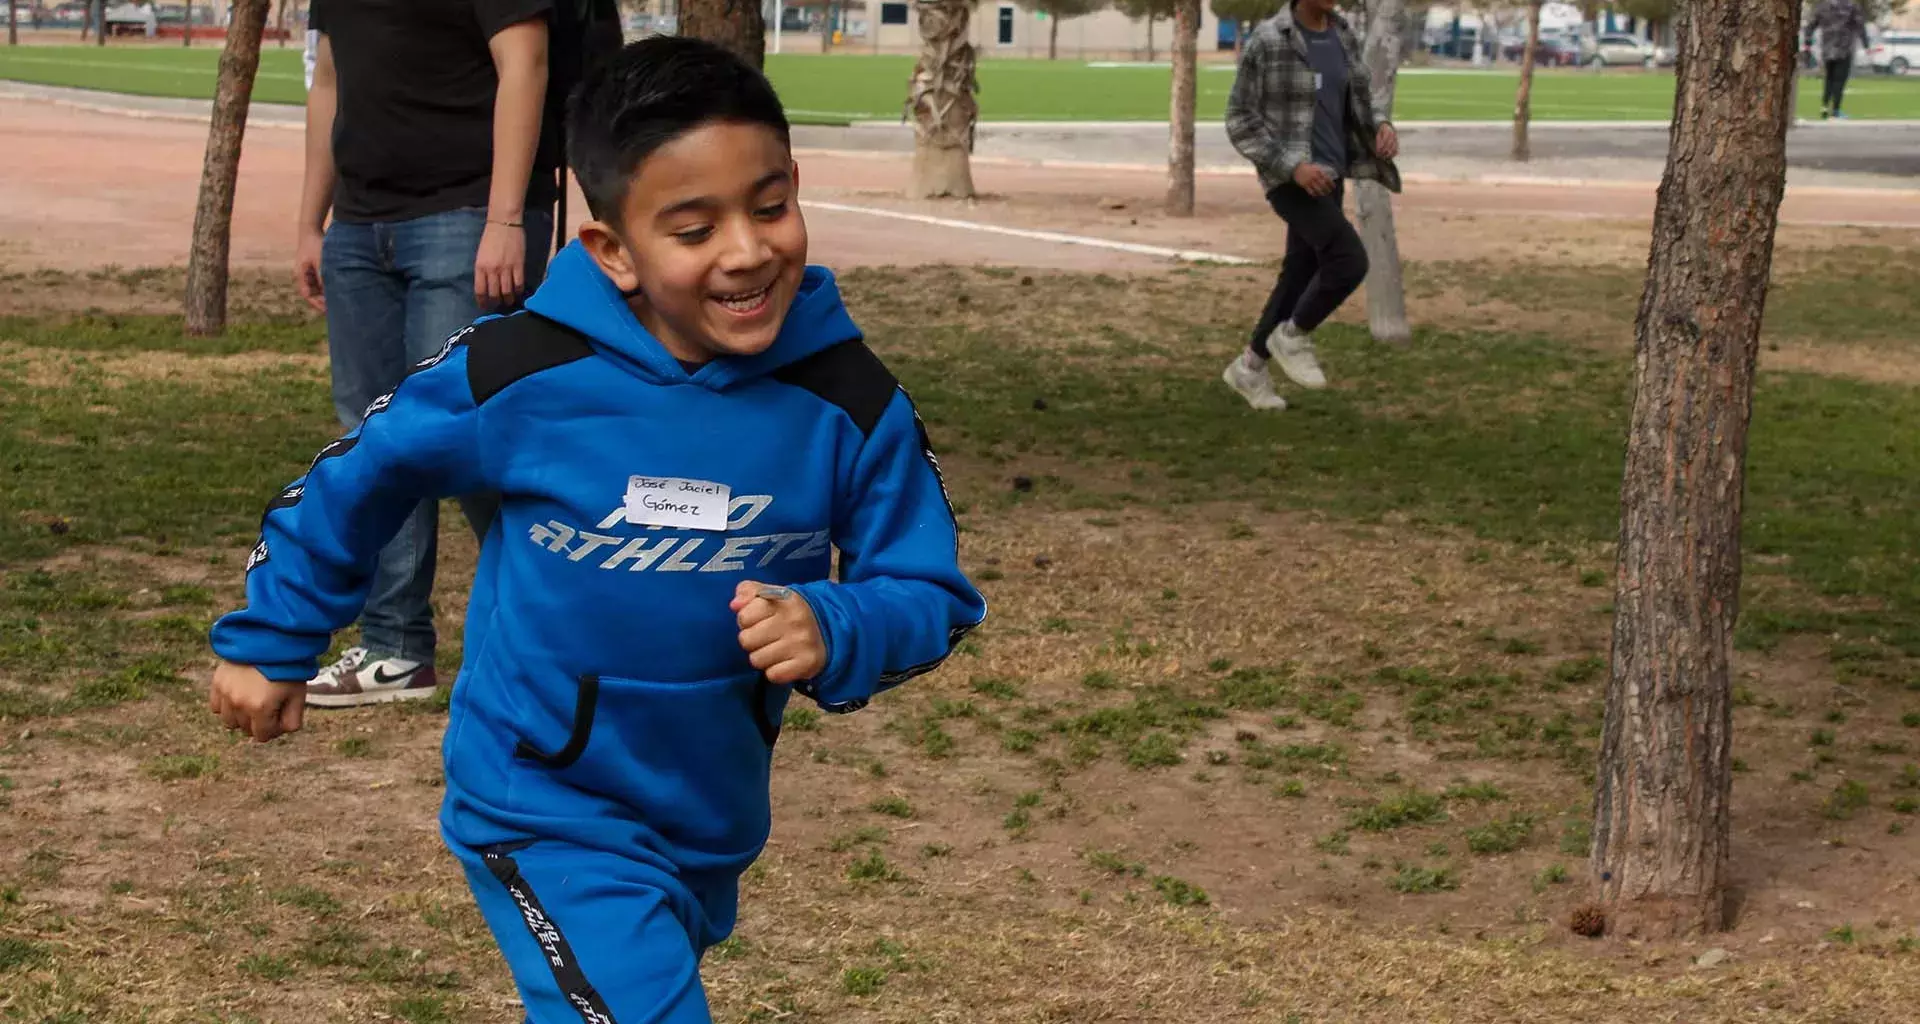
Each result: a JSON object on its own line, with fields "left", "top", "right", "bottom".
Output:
{"left": 791, "top": 158, "right": 801, "bottom": 193}
{"left": 578, "top": 220, "right": 642, "bottom": 295}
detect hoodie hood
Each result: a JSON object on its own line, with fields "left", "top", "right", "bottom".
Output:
{"left": 524, "top": 241, "right": 863, "bottom": 391}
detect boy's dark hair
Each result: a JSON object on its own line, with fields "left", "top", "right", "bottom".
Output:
{"left": 566, "top": 36, "right": 792, "bottom": 223}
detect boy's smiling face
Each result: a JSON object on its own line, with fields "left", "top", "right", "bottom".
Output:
{"left": 582, "top": 120, "right": 808, "bottom": 365}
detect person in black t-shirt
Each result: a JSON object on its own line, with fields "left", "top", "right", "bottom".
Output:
{"left": 292, "top": 0, "right": 558, "bottom": 708}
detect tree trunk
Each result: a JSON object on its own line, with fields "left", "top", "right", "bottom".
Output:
{"left": 906, "top": 0, "right": 978, "bottom": 198}
{"left": 1591, "top": 0, "right": 1798, "bottom": 942}
{"left": 820, "top": 0, "right": 833, "bottom": 52}
{"left": 94, "top": 0, "right": 105, "bottom": 44}
{"left": 1354, "top": 0, "right": 1410, "bottom": 346}
{"left": 183, "top": 0, "right": 270, "bottom": 337}
{"left": 1146, "top": 14, "right": 1155, "bottom": 62}
{"left": 681, "top": 0, "right": 767, "bottom": 69}
{"left": 8, "top": 0, "right": 16, "bottom": 46}
{"left": 276, "top": 0, "right": 286, "bottom": 47}
{"left": 1049, "top": 12, "right": 1058, "bottom": 60}
{"left": 1513, "top": 0, "right": 1542, "bottom": 161}
{"left": 183, "top": 0, "right": 192, "bottom": 46}
{"left": 1166, "top": 0, "right": 1199, "bottom": 216}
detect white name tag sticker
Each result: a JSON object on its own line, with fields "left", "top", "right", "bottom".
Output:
{"left": 624, "top": 476, "right": 731, "bottom": 531}
{"left": 1314, "top": 72, "right": 1324, "bottom": 90}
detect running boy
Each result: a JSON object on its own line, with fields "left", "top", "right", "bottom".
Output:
{"left": 208, "top": 37, "right": 986, "bottom": 1022}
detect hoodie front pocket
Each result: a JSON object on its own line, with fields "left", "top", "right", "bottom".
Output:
{"left": 521, "top": 671, "right": 788, "bottom": 866}
{"left": 512, "top": 674, "right": 599, "bottom": 770}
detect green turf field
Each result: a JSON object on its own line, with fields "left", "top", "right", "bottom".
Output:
{"left": 4, "top": 44, "right": 1920, "bottom": 122}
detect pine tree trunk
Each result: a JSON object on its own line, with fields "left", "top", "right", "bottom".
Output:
{"left": 1049, "top": 13, "right": 1058, "bottom": 60}
{"left": 1354, "top": 0, "right": 1409, "bottom": 346}
{"left": 1146, "top": 14, "right": 1155, "bottom": 62}
{"left": 681, "top": 0, "right": 767, "bottom": 69}
{"left": 1513, "top": 0, "right": 1542, "bottom": 161}
{"left": 907, "top": 0, "right": 978, "bottom": 198}
{"left": 1592, "top": 0, "right": 1798, "bottom": 941}
{"left": 1166, "top": 0, "right": 1198, "bottom": 216}
{"left": 183, "top": 0, "right": 270, "bottom": 337}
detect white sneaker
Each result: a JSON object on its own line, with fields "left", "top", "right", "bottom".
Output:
{"left": 304, "top": 647, "right": 439, "bottom": 708}
{"left": 1267, "top": 322, "right": 1329, "bottom": 390}
{"left": 1222, "top": 352, "right": 1288, "bottom": 411}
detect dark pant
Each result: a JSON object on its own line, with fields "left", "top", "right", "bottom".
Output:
{"left": 1823, "top": 58, "right": 1852, "bottom": 113}
{"left": 1250, "top": 181, "right": 1369, "bottom": 356}
{"left": 321, "top": 204, "right": 554, "bottom": 664}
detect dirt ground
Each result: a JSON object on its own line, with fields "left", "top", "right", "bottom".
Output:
{"left": 4, "top": 93, "right": 1920, "bottom": 1022}
{"left": 2, "top": 99, "right": 1916, "bottom": 276}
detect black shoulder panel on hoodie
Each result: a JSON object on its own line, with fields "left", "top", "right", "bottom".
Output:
{"left": 771, "top": 339, "right": 898, "bottom": 437}
{"left": 465, "top": 312, "right": 597, "bottom": 407}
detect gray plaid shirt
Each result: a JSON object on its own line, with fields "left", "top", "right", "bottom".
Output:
{"left": 1226, "top": 6, "right": 1401, "bottom": 195}
{"left": 1805, "top": 0, "right": 1869, "bottom": 63}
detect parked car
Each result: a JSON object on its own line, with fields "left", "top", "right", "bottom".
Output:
{"left": 1501, "top": 36, "right": 1581, "bottom": 66}
{"left": 1581, "top": 33, "right": 1673, "bottom": 68}
{"left": 1868, "top": 31, "right": 1920, "bottom": 75}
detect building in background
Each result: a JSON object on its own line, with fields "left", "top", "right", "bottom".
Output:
{"left": 751, "top": 0, "right": 1233, "bottom": 60}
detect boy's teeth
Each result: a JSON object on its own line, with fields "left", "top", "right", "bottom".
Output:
{"left": 717, "top": 287, "right": 768, "bottom": 311}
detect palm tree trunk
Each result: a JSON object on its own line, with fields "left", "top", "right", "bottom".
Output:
{"left": 681, "top": 0, "right": 767, "bottom": 68}
{"left": 1166, "top": 0, "right": 1198, "bottom": 215}
{"left": 1593, "top": 0, "right": 1798, "bottom": 941}
{"left": 183, "top": 0, "right": 271, "bottom": 336}
{"left": 907, "top": 0, "right": 978, "bottom": 198}
{"left": 1513, "top": 0, "right": 1542, "bottom": 161}
{"left": 1354, "top": 0, "right": 1409, "bottom": 345}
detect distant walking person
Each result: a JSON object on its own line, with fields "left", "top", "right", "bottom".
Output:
{"left": 1220, "top": 0, "right": 1401, "bottom": 412}
{"left": 1807, "top": 0, "right": 1870, "bottom": 120}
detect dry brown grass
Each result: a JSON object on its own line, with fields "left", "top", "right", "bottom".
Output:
{"left": 3, "top": 221, "right": 1918, "bottom": 1022}
{"left": 4, "top": 493, "right": 1918, "bottom": 1022}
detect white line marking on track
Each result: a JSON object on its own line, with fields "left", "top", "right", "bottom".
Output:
{"left": 801, "top": 200, "right": 1256, "bottom": 265}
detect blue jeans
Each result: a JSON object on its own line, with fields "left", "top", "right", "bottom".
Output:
{"left": 321, "top": 205, "right": 555, "bottom": 664}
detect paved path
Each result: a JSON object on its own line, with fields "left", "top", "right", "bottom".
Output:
{"left": 5, "top": 81, "right": 1917, "bottom": 191}
{"left": 0, "top": 85, "right": 1914, "bottom": 279}
{"left": 797, "top": 120, "right": 1920, "bottom": 190}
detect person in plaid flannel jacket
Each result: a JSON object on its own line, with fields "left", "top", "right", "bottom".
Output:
{"left": 1220, "top": 0, "right": 1401, "bottom": 412}
{"left": 1804, "top": 0, "right": 1870, "bottom": 120}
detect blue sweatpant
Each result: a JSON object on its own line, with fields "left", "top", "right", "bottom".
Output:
{"left": 455, "top": 839, "right": 712, "bottom": 1024}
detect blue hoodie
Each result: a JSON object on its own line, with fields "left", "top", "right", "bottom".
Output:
{"left": 211, "top": 243, "right": 986, "bottom": 945}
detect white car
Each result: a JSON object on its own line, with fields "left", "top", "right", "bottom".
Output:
{"left": 1582, "top": 33, "right": 1674, "bottom": 68}
{"left": 1868, "top": 31, "right": 1920, "bottom": 75}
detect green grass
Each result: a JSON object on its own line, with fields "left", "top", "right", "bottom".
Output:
{"left": 859, "top": 260, "right": 1920, "bottom": 667}
{"left": 141, "top": 753, "right": 218, "bottom": 781}
{"left": 1349, "top": 790, "right": 1448, "bottom": 833}
{"left": 1389, "top": 863, "right": 1460, "bottom": 894}
{"left": 0, "top": 251, "right": 1916, "bottom": 751}
{"left": 841, "top": 964, "right": 888, "bottom": 996}
{"left": 7, "top": 47, "right": 1920, "bottom": 121}
{"left": 1465, "top": 813, "right": 1536, "bottom": 855}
